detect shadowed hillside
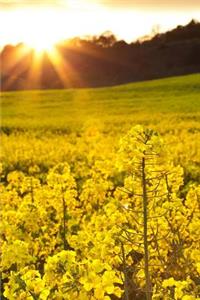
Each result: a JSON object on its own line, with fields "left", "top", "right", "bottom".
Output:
{"left": 1, "top": 20, "right": 200, "bottom": 91}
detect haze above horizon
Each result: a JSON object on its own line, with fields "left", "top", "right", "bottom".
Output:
{"left": 1, "top": 0, "right": 200, "bottom": 49}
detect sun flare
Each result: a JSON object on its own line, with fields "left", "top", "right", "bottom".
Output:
{"left": 0, "top": 8, "right": 66, "bottom": 52}
{"left": 27, "top": 38, "right": 56, "bottom": 53}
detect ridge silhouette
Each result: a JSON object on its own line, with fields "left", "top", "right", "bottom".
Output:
{"left": 1, "top": 20, "right": 200, "bottom": 91}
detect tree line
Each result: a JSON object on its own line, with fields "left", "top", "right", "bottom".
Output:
{"left": 1, "top": 20, "right": 200, "bottom": 91}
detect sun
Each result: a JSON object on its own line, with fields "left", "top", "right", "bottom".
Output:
{"left": 2, "top": 8, "right": 64, "bottom": 53}
{"left": 24, "top": 27, "right": 57, "bottom": 53}
{"left": 27, "top": 38, "right": 56, "bottom": 53}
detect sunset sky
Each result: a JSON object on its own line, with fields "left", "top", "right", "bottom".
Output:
{"left": 1, "top": 0, "right": 200, "bottom": 49}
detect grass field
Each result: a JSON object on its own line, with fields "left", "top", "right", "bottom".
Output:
{"left": 1, "top": 74, "right": 200, "bottom": 299}
{"left": 1, "top": 73, "right": 200, "bottom": 133}
{"left": 1, "top": 73, "right": 200, "bottom": 177}
{"left": 1, "top": 73, "right": 200, "bottom": 179}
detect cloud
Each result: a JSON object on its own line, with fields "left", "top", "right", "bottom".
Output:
{"left": 97, "top": 0, "right": 200, "bottom": 11}
{"left": 0, "top": 0, "right": 65, "bottom": 9}
{"left": 1, "top": 0, "right": 200, "bottom": 11}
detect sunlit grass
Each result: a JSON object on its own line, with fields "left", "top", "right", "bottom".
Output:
{"left": 1, "top": 73, "right": 200, "bottom": 133}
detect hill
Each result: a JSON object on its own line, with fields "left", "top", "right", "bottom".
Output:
{"left": 1, "top": 73, "right": 200, "bottom": 133}
{"left": 1, "top": 20, "right": 200, "bottom": 91}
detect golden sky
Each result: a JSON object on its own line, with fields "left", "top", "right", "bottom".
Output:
{"left": 1, "top": 0, "right": 200, "bottom": 48}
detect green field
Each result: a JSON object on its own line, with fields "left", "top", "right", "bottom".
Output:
{"left": 1, "top": 73, "right": 200, "bottom": 133}
{"left": 1, "top": 73, "right": 200, "bottom": 181}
